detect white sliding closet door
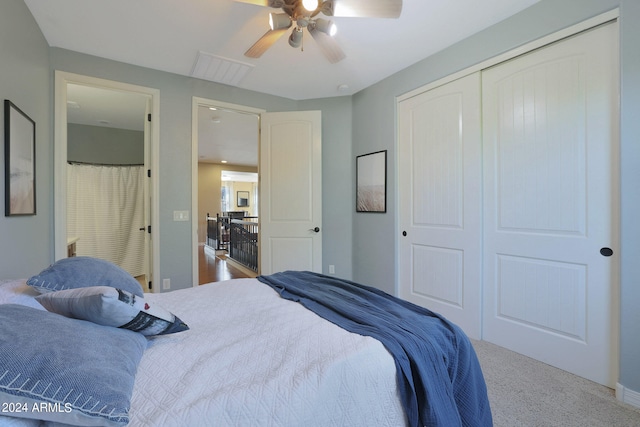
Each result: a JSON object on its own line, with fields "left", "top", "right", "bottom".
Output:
{"left": 482, "top": 22, "right": 619, "bottom": 386}
{"left": 398, "top": 73, "right": 482, "bottom": 339}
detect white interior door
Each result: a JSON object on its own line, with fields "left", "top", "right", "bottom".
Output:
{"left": 482, "top": 22, "right": 619, "bottom": 386}
{"left": 259, "top": 111, "right": 322, "bottom": 275}
{"left": 398, "top": 73, "right": 482, "bottom": 339}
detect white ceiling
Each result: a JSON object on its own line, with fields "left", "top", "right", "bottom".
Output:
{"left": 66, "top": 84, "right": 149, "bottom": 131}
{"left": 65, "top": 85, "right": 259, "bottom": 165}
{"left": 24, "top": 0, "right": 539, "bottom": 101}
{"left": 197, "top": 106, "right": 260, "bottom": 166}
{"left": 27, "top": 0, "right": 539, "bottom": 166}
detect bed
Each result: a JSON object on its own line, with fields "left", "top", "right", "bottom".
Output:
{"left": 0, "top": 257, "right": 492, "bottom": 427}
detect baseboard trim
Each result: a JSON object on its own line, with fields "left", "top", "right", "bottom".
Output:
{"left": 203, "top": 244, "right": 216, "bottom": 257}
{"left": 225, "top": 257, "right": 258, "bottom": 278}
{"left": 616, "top": 383, "right": 640, "bottom": 409}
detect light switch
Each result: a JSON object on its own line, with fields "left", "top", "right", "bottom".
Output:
{"left": 173, "top": 210, "right": 189, "bottom": 221}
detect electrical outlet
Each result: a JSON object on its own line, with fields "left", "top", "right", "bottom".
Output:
{"left": 329, "top": 265, "right": 335, "bottom": 274}
{"left": 162, "top": 278, "right": 170, "bottom": 290}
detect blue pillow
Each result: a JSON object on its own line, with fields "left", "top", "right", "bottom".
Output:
{"left": 26, "top": 257, "right": 143, "bottom": 297}
{"left": 36, "top": 286, "right": 189, "bottom": 336}
{"left": 0, "top": 304, "right": 147, "bottom": 426}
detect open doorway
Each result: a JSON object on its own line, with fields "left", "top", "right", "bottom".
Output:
{"left": 192, "top": 98, "right": 263, "bottom": 286}
{"left": 192, "top": 99, "right": 323, "bottom": 285}
{"left": 221, "top": 171, "right": 258, "bottom": 218}
{"left": 54, "top": 72, "right": 160, "bottom": 292}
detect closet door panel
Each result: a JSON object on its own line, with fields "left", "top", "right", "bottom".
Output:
{"left": 398, "top": 72, "right": 482, "bottom": 339}
{"left": 482, "top": 22, "right": 619, "bottom": 387}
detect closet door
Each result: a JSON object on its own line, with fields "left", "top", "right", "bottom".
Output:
{"left": 398, "top": 72, "right": 482, "bottom": 339}
{"left": 482, "top": 22, "right": 619, "bottom": 386}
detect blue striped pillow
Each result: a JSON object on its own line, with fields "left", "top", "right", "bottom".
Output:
{"left": 27, "top": 257, "right": 143, "bottom": 297}
{"left": 0, "top": 304, "right": 147, "bottom": 426}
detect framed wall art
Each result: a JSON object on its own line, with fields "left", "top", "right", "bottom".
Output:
{"left": 237, "top": 191, "right": 250, "bottom": 207}
{"left": 356, "top": 150, "right": 387, "bottom": 213}
{"left": 4, "top": 100, "right": 36, "bottom": 216}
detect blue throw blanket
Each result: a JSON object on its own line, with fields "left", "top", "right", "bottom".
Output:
{"left": 257, "top": 271, "right": 493, "bottom": 427}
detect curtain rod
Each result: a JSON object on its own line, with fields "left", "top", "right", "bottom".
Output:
{"left": 67, "top": 161, "right": 144, "bottom": 167}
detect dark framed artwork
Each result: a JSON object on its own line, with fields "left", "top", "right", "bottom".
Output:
{"left": 356, "top": 150, "right": 387, "bottom": 213}
{"left": 237, "top": 191, "right": 249, "bottom": 207}
{"left": 4, "top": 100, "right": 36, "bottom": 216}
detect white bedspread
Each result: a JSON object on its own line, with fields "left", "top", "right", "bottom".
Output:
{"left": 129, "top": 278, "right": 406, "bottom": 427}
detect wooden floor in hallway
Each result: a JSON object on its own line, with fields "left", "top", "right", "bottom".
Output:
{"left": 198, "top": 244, "right": 252, "bottom": 284}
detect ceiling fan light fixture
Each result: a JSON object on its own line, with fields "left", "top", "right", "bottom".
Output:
{"left": 301, "top": 0, "right": 318, "bottom": 12}
{"left": 269, "top": 12, "right": 291, "bottom": 30}
{"left": 314, "top": 18, "right": 337, "bottom": 36}
{"left": 288, "top": 27, "right": 303, "bottom": 48}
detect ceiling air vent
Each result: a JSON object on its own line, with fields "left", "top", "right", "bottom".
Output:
{"left": 191, "top": 51, "right": 254, "bottom": 86}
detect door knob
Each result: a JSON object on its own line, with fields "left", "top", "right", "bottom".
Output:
{"left": 600, "top": 247, "right": 613, "bottom": 257}
{"left": 310, "top": 227, "right": 320, "bottom": 233}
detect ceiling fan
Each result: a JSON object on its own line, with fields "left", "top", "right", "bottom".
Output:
{"left": 234, "top": 0, "right": 402, "bottom": 63}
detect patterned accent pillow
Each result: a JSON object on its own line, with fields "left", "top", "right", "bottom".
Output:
{"left": 26, "top": 257, "right": 144, "bottom": 297}
{"left": 36, "top": 286, "right": 189, "bottom": 336}
{"left": 0, "top": 304, "right": 146, "bottom": 426}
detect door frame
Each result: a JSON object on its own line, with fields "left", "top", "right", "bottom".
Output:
{"left": 190, "top": 97, "right": 265, "bottom": 287}
{"left": 54, "top": 71, "right": 160, "bottom": 290}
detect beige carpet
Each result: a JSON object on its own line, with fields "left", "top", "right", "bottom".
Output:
{"left": 472, "top": 339, "right": 640, "bottom": 426}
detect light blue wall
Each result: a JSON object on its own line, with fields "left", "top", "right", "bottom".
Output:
{"left": 352, "top": 0, "right": 640, "bottom": 394}
{"left": 0, "top": 0, "right": 52, "bottom": 278}
{"left": 618, "top": 0, "right": 640, "bottom": 395}
{"left": 0, "top": 0, "right": 357, "bottom": 288}
{"left": 299, "top": 96, "right": 353, "bottom": 279}
{"left": 48, "top": 49, "right": 355, "bottom": 289}
{"left": 50, "top": 48, "right": 292, "bottom": 290}
{"left": 68, "top": 124, "right": 144, "bottom": 165}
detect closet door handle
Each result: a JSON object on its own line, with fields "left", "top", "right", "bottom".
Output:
{"left": 600, "top": 247, "right": 613, "bottom": 257}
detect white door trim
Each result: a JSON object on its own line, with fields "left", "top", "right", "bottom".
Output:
{"left": 54, "top": 71, "right": 160, "bottom": 291}
{"left": 190, "top": 97, "right": 265, "bottom": 287}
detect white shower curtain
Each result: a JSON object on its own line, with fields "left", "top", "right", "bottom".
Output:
{"left": 67, "top": 164, "right": 145, "bottom": 277}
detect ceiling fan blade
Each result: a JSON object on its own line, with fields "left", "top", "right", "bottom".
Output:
{"left": 308, "top": 27, "right": 346, "bottom": 64}
{"left": 233, "top": 0, "right": 288, "bottom": 7}
{"left": 329, "top": 0, "right": 402, "bottom": 18}
{"left": 245, "top": 28, "right": 288, "bottom": 58}
{"left": 233, "top": 0, "right": 270, "bottom": 5}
